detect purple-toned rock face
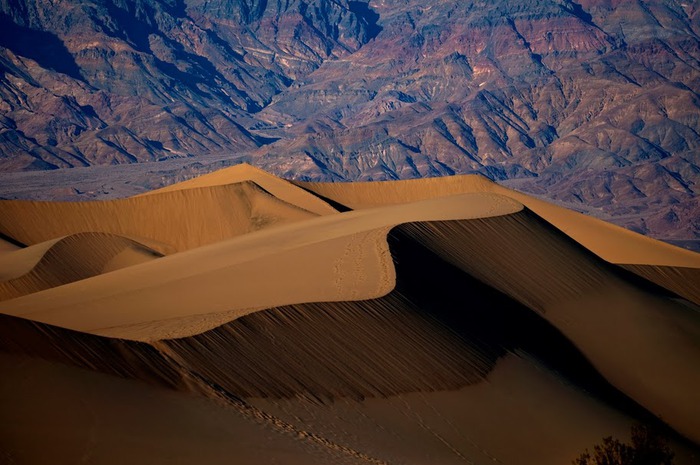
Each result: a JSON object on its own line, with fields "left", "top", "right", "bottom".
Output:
{"left": 0, "top": 0, "right": 698, "bottom": 241}
{"left": 0, "top": 0, "right": 376, "bottom": 169}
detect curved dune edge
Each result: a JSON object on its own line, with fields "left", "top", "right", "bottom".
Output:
{"left": 137, "top": 163, "right": 338, "bottom": 216}
{"left": 0, "top": 232, "right": 163, "bottom": 302}
{"left": 0, "top": 180, "right": 318, "bottom": 254}
{"left": 0, "top": 192, "right": 523, "bottom": 339}
{"left": 297, "top": 175, "right": 700, "bottom": 268}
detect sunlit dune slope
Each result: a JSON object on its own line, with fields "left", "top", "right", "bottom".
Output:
{"left": 0, "top": 192, "right": 522, "bottom": 339}
{"left": 139, "top": 163, "right": 337, "bottom": 216}
{"left": 0, "top": 233, "right": 162, "bottom": 301}
{"left": 0, "top": 181, "right": 317, "bottom": 254}
{"left": 1, "top": 164, "right": 700, "bottom": 451}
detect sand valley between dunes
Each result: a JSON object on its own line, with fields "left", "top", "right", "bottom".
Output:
{"left": 1, "top": 164, "right": 699, "bottom": 465}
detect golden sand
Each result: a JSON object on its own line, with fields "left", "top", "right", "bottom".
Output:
{"left": 1, "top": 164, "right": 698, "bottom": 463}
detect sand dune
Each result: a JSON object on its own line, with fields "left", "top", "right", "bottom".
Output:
{"left": 400, "top": 214, "right": 700, "bottom": 443}
{"left": 0, "top": 233, "right": 162, "bottom": 301}
{"left": 621, "top": 264, "right": 700, "bottom": 306}
{"left": 139, "top": 163, "right": 338, "bottom": 216}
{"left": 0, "top": 180, "right": 317, "bottom": 254}
{"left": 298, "top": 176, "right": 700, "bottom": 305}
{"left": 0, "top": 192, "right": 521, "bottom": 338}
{"left": 1, "top": 164, "right": 699, "bottom": 463}
{"left": 298, "top": 175, "right": 700, "bottom": 267}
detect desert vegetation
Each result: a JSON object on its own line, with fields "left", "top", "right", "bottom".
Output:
{"left": 574, "top": 424, "right": 675, "bottom": 465}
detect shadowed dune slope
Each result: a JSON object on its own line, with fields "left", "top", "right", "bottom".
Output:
{"left": 6, "top": 327, "right": 687, "bottom": 465}
{"left": 0, "top": 233, "right": 162, "bottom": 302}
{"left": 621, "top": 265, "right": 700, "bottom": 307}
{"left": 397, "top": 213, "right": 700, "bottom": 443}
{"left": 0, "top": 181, "right": 317, "bottom": 254}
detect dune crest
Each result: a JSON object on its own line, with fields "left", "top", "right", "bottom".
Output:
{"left": 298, "top": 175, "right": 700, "bottom": 268}
{"left": 139, "top": 163, "right": 338, "bottom": 216}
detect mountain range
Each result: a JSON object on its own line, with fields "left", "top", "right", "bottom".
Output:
{"left": 0, "top": 0, "right": 699, "bottom": 242}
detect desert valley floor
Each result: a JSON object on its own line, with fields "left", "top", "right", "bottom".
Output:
{"left": 0, "top": 164, "right": 699, "bottom": 464}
